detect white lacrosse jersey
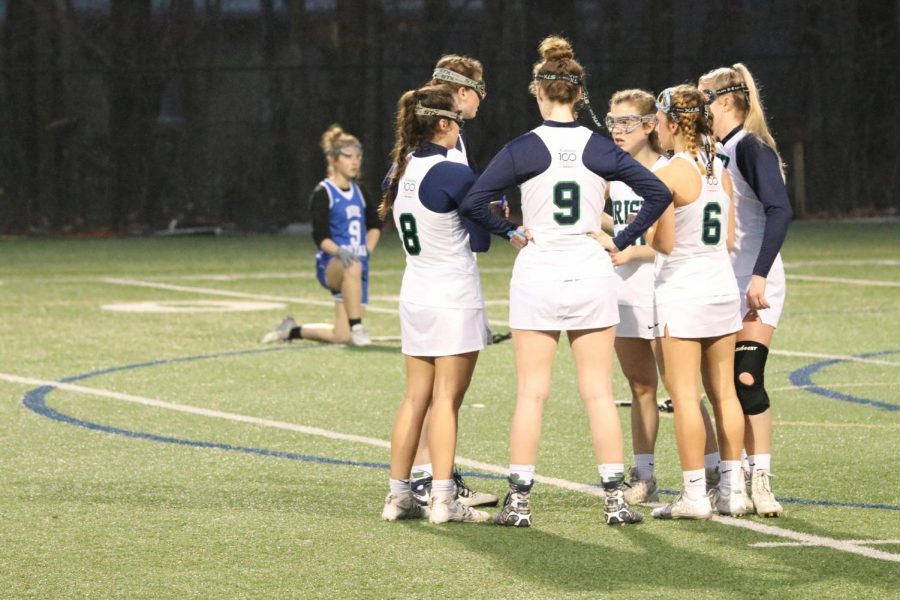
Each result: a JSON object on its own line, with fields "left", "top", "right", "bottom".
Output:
{"left": 610, "top": 155, "right": 669, "bottom": 307}
{"left": 655, "top": 152, "right": 738, "bottom": 303}
{"left": 513, "top": 123, "right": 613, "bottom": 283}
{"left": 719, "top": 128, "right": 785, "bottom": 278}
{"left": 392, "top": 148, "right": 483, "bottom": 309}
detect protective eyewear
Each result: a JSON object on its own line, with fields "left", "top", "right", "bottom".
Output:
{"left": 701, "top": 84, "right": 749, "bottom": 104}
{"left": 604, "top": 113, "right": 657, "bottom": 134}
{"left": 337, "top": 143, "right": 363, "bottom": 159}
{"left": 432, "top": 68, "right": 486, "bottom": 100}
{"left": 656, "top": 88, "right": 702, "bottom": 117}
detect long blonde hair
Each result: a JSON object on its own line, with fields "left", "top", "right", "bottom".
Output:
{"left": 700, "top": 63, "right": 784, "bottom": 177}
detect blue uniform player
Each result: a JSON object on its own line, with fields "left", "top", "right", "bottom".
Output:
{"left": 261, "top": 124, "right": 382, "bottom": 347}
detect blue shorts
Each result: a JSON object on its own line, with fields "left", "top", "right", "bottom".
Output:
{"left": 315, "top": 254, "right": 369, "bottom": 304}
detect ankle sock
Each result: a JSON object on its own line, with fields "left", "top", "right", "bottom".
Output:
{"left": 719, "top": 460, "right": 742, "bottom": 495}
{"left": 634, "top": 454, "right": 655, "bottom": 480}
{"left": 389, "top": 478, "right": 410, "bottom": 497}
{"left": 683, "top": 469, "right": 706, "bottom": 500}
{"left": 509, "top": 464, "right": 535, "bottom": 487}
{"left": 752, "top": 453, "right": 771, "bottom": 472}
{"left": 288, "top": 326, "right": 302, "bottom": 340}
{"left": 599, "top": 463, "right": 625, "bottom": 490}
{"left": 431, "top": 479, "right": 455, "bottom": 500}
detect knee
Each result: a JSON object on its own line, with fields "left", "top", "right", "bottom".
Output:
{"left": 343, "top": 260, "right": 363, "bottom": 278}
{"left": 735, "top": 341, "right": 770, "bottom": 415}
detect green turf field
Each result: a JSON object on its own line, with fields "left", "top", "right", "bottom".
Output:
{"left": 2, "top": 221, "right": 898, "bottom": 599}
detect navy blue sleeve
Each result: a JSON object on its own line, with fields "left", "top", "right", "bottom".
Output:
{"left": 735, "top": 135, "right": 793, "bottom": 277}
{"left": 419, "top": 162, "right": 476, "bottom": 213}
{"left": 584, "top": 134, "right": 673, "bottom": 250}
{"left": 460, "top": 132, "right": 550, "bottom": 238}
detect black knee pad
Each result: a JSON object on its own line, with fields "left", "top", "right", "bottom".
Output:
{"left": 734, "top": 342, "right": 770, "bottom": 415}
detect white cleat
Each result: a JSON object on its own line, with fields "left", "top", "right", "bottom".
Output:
{"left": 382, "top": 493, "right": 428, "bottom": 521}
{"left": 624, "top": 466, "right": 659, "bottom": 505}
{"left": 454, "top": 471, "right": 499, "bottom": 508}
{"left": 751, "top": 470, "right": 784, "bottom": 518}
{"left": 715, "top": 488, "right": 751, "bottom": 516}
{"left": 652, "top": 493, "right": 713, "bottom": 520}
{"left": 260, "top": 316, "right": 297, "bottom": 344}
{"left": 429, "top": 496, "right": 490, "bottom": 524}
{"left": 349, "top": 323, "right": 372, "bottom": 347}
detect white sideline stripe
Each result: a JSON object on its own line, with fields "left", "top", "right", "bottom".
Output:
{"left": 4, "top": 371, "right": 898, "bottom": 563}
{"left": 102, "top": 278, "right": 900, "bottom": 364}
{"left": 712, "top": 516, "right": 900, "bottom": 562}
{"left": 768, "top": 382, "right": 896, "bottom": 393}
{"left": 770, "top": 349, "right": 900, "bottom": 367}
{"left": 102, "top": 277, "right": 508, "bottom": 327}
{"left": 787, "top": 274, "right": 900, "bottom": 288}
{"left": 784, "top": 259, "right": 900, "bottom": 268}
{"left": 750, "top": 540, "right": 900, "bottom": 548}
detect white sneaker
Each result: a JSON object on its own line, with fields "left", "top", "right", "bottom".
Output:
{"left": 260, "top": 316, "right": 297, "bottom": 344}
{"left": 751, "top": 470, "right": 784, "bottom": 517}
{"left": 624, "top": 466, "right": 659, "bottom": 504}
{"left": 715, "top": 487, "right": 750, "bottom": 516}
{"left": 652, "top": 493, "right": 713, "bottom": 520}
{"left": 382, "top": 493, "right": 428, "bottom": 521}
{"left": 453, "top": 471, "right": 499, "bottom": 507}
{"left": 349, "top": 323, "right": 372, "bottom": 347}
{"left": 430, "top": 495, "right": 490, "bottom": 524}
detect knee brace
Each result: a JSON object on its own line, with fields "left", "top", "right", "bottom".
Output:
{"left": 734, "top": 342, "right": 770, "bottom": 415}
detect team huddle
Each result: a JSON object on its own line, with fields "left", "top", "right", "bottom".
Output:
{"left": 263, "top": 35, "right": 793, "bottom": 527}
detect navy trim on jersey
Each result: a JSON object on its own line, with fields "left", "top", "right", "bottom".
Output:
{"left": 419, "top": 160, "right": 476, "bottom": 214}
{"left": 413, "top": 142, "right": 450, "bottom": 159}
{"left": 584, "top": 134, "right": 672, "bottom": 250}
{"left": 459, "top": 131, "right": 551, "bottom": 237}
{"left": 733, "top": 131, "right": 793, "bottom": 278}
{"left": 721, "top": 125, "right": 743, "bottom": 145}
{"left": 542, "top": 120, "right": 581, "bottom": 128}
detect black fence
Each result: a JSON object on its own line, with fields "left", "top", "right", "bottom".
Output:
{"left": 1, "top": 0, "right": 897, "bottom": 234}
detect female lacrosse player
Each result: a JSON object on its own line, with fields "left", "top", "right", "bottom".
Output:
{"left": 699, "top": 64, "right": 793, "bottom": 517}
{"left": 603, "top": 89, "right": 667, "bottom": 505}
{"left": 401, "top": 55, "right": 500, "bottom": 510}
{"left": 460, "top": 36, "right": 670, "bottom": 527}
{"left": 380, "top": 85, "right": 526, "bottom": 525}
{"left": 598, "top": 85, "right": 749, "bottom": 519}
{"left": 261, "top": 125, "right": 380, "bottom": 347}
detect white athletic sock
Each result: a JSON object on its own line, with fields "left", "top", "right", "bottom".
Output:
{"left": 683, "top": 469, "right": 706, "bottom": 500}
{"left": 509, "top": 464, "right": 535, "bottom": 487}
{"left": 634, "top": 454, "right": 655, "bottom": 480}
{"left": 389, "top": 478, "right": 411, "bottom": 497}
{"left": 704, "top": 452, "right": 721, "bottom": 478}
{"left": 753, "top": 453, "right": 771, "bottom": 472}
{"left": 411, "top": 463, "right": 433, "bottom": 481}
{"left": 431, "top": 479, "right": 455, "bottom": 500}
{"left": 719, "top": 460, "right": 742, "bottom": 496}
{"left": 599, "top": 463, "right": 625, "bottom": 490}
{"left": 741, "top": 449, "right": 751, "bottom": 473}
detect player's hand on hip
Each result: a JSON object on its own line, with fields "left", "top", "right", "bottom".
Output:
{"left": 507, "top": 227, "right": 531, "bottom": 250}
{"left": 588, "top": 230, "right": 619, "bottom": 255}
{"left": 747, "top": 275, "right": 770, "bottom": 310}
{"left": 336, "top": 247, "right": 359, "bottom": 268}
{"left": 611, "top": 246, "right": 633, "bottom": 266}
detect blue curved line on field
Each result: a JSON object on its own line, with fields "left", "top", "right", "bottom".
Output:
{"left": 19, "top": 347, "right": 899, "bottom": 512}
{"left": 788, "top": 349, "right": 900, "bottom": 411}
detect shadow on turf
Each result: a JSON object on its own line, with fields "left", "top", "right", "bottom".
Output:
{"left": 400, "top": 509, "right": 897, "bottom": 595}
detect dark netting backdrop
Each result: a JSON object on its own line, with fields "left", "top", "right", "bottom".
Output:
{"left": 0, "top": 0, "right": 897, "bottom": 233}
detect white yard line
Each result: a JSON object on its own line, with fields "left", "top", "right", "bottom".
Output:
{"left": 769, "top": 349, "right": 900, "bottom": 367}
{"left": 750, "top": 540, "right": 900, "bottom": 548}
{"left": 3, "top": 371, "right": 899, "bottom": 564}
{"left": 786, "top": 274, "right": 900, "bottom": 288}
{"left": 102, "top": 277, "right": 508, "bottom": 327}
{"left": 783, "top": 259, "right": 900, "bottom": 268}
{"left": 768, "top": 382, "right": 896, "bottom": 393}
{"left": 103, "top": 278, "right": 900, "bottom": 363}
